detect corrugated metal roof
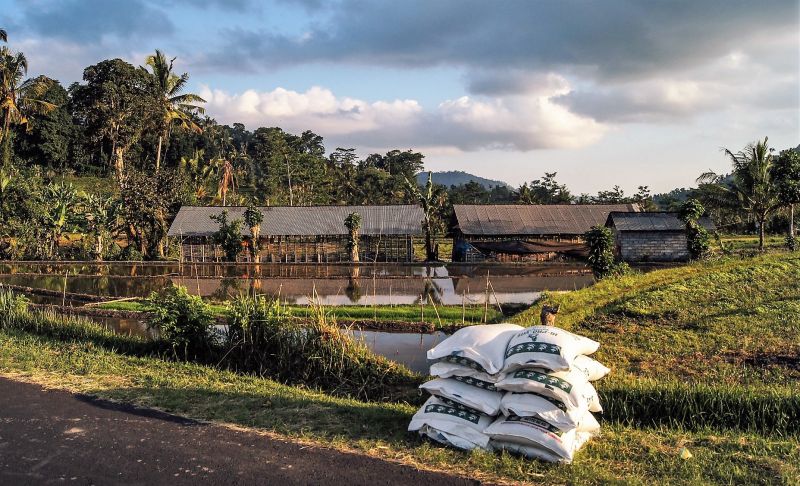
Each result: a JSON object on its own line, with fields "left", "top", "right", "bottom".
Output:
{"left": 167, "top": 205, "right": 424, "bottom": 237}
{"left": 453, "top": 204, "right": 639, "bottom": 236}
{"left": 607, "top": 212, "right": 716, "bottom": 232}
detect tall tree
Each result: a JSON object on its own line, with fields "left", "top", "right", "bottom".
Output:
{"left": 699, "top": 137, "right": 781, "bottom": 250}
{"left": 517, "top": 172, "right": 572, "bottom": 204}
{"left": 12, "top": 77, "right": 72, "bottom": 169}
{"left": 773, "top": 148, "right": 800, "bottom": 245}
{"left": 70, "top": 59, "right": 155, "bottom": 183}
{"left": 0, "top": 47, "right": 56, "bottom": 158}
{"left": 144, "top": 50, "right": 205, "bottom": 171}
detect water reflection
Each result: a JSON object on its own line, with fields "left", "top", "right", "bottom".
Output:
{"left": 346, "top": 329, "right": 446, "bottom": 374}
{"left": 0, "top": 263, "right": 593, "bottom": 306}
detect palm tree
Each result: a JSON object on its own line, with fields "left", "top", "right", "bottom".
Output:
{"left": 405, "top": 172, "right": 440, "bottom": 261}
{"left": 0, "top": 29, "right": 7, "bottom": 42}
{"left": 0, "top": 47, "right": 56, "bottom": 148}
{"left": 144, "top": 49, "right": 205, "bottom": 170}
{"left": 698, "top": 137, "right": 781, "bottom": 250}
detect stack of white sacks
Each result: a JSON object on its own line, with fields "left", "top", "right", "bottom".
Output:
{"left": 408, "top": 323, "right": 609, "bottom": 463}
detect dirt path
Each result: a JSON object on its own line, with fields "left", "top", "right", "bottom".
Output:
{"left": 0, "top": 377, "right": 481, "bottom": 485}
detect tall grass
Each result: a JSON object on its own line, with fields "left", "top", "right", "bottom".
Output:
{"left": 1, "top": 288, "right": 419, "bottom": 401}
{"left": 225, "top": 295, "right": 420, "bottom": 401}
{"left": 601, "top": 379, "right": 800, "bottom": 436}
{"left": 0, "top": 288, "right": 152, "bottom": 354}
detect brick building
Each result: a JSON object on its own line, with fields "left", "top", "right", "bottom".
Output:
{"left": 605, "top": 212, "right": 716, "bottom": 262}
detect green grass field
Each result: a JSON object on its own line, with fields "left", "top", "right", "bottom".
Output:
{"left": 2, "top": 252, "right": 799, "bottom": 484}
{"left": 97, "top": 300, "right": 505, "bottom": 327}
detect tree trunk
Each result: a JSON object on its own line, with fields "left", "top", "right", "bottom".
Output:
{"left": 791, "top": 204, "right": 795, "bottom": 239}
{"left": 424, "top": 221, "right": 435, "bottom": 261}
{"left": 283, "top": 152, "right": 293, "bottom": 206}
{"left": 759, "top": 214, "right": 766, "bottom": 251}
{"left": 95, "top": 233, "right": 104, "bottom": 262}
{"left": 114, "top": 146, "right": 125, "bottom": 183}
{"left": 155, "top": 135, "right": 163, "bottom": 171}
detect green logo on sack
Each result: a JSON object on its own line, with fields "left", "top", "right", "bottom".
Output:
{"left": 435, "top": 396, "right": 483, "bottom": 416}
{"left": 452, "top": 375, "right": 498, "bottom": 392}
{"left": 435, "top": 355, "right": 487, "bottom": 372}
{"left": 425, "top": 403, "right": 481, "bottom": 424}
{"left": 512, "top": 369, "right": 572, "bottom": 393}
{"left": 505, "top": 341, "right": 562, "bottom": 359}
{"left": 506, "top": 415, "right": 562, "bottom": 435}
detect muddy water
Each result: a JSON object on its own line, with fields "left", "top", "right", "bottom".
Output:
{"left": 0, "top": 262, "right": 593, "bottom": 306}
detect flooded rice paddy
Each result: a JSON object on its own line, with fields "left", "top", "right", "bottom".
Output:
{"left": 2, "top": 262, "right": 593, "bottom": 372}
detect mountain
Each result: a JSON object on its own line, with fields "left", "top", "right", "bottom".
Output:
{"left": 416, "top": 170, "right": 511, "bottom": 189}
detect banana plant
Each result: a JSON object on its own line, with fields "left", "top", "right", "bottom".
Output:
{"left": 42, "top": 181, "right": 78, "bottom": 259}
{"left": 82, "top": 193, "right": 122, "bottom": 261}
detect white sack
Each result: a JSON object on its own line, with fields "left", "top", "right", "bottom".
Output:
{"left": 428, "top": 323, "right": 523, "bottom": 375}
{"left": 428, "top": 362, "right": 505, "bottom": 383}
{"left": 572, "top": 355, "right": 610, "bottom": 382}
{"left": 485, "top": 415, "right": 593, "bottom": 463}
{"left": 408, "top": 396, "right": 493, "bottom": 451}
{"left": 420, "top": 377, "right": 503, "bottom": 416}
{"left": 497, "top": 368, "right": 603, "bottom": 413}
{"left": 500, "top": 392, "right": 586, "bottom": 430}
{"left": 503, "top": 326, "right": 599, "bottom": 373}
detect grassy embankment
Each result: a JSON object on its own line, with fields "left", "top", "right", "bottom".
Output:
{"left": 97, "top": 300, "right": 505, "bottom": 328}
{"left": 1, "top": 252, "right": 799, "bottom": 484}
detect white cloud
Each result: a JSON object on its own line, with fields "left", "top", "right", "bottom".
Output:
{"left": 199, "top": 85, "right": 422, "bottom": 136}
{"left": 200, "top": 79, "right": 606, "bottom": 152}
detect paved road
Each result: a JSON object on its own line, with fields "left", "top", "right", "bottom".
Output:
{"left": 0, "top": 377, "right": 481, "bottom": 485}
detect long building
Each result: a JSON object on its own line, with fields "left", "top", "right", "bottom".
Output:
{"left": 451, "top": 204, "right": 639, "bottom": 262}
{"left": 167, "top": 205, "right": 424, "bottom": 263}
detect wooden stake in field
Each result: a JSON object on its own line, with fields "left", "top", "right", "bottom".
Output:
{"left": 462, "top": 290, "right": 466, "bottom": 325}
{"left": 483, "top": 270, "right": 490, "bottom": 323}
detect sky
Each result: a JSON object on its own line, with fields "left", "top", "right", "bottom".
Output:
{"left": 1, "top": 0, "right": 798, "bottom": 195}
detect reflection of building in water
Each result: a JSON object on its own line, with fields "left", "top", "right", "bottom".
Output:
{"left": 170, "top": 269, "right": 594, "bottom": 306}
{"left": 451, "top": 204, "right": 639, "bottom": 262}
{"left": 168, "top": 205, "right": 423, "bottom": 263}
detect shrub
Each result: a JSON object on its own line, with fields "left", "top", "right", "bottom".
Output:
{"left": 225, "top": 295, "right": 419, "bottom": 400}
{"left": 146, "top": 286, "right": 214, "bottom": 360}
{"left": 584, "top": 226, "right": 616, "bottom": 279}
{"left": 0, "top": 289, "right": 30, "bottom": 327}
{"left": 787, "top": 234, "right": 798, "bottom": 252}
{"left": 210, "top": 210, "right": 243, "bottom": 262}
{"left": 679, "top": 199, "right": 711, "bottom": 259}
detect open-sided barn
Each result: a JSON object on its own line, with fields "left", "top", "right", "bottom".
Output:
{"left": 167, "top": 205, "right": 424, "bottom": 263}
{"left": 451, "top": 204, "right": 639, "bottom": 262}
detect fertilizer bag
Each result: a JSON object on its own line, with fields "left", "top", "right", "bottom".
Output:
{"left": 503, "top": 326, "right": 599, "bottom": 373}
{"left": 420, "top": 377, "right": 503, "bottom": 416}
{"left": 497, "top": 368, "right": 603, "bottom": 413}
{"left": 428, "top": 323, "right": 523, "bottom": 376}
{"left": 485, "top": 415, "right": 594, "bottom": 463}
{"left": 500, "top": 392, "right": 587, "bottom": 430}
{"left": 572, "top": 355, "right": 610, "bottom": 382}
{"left": 408, "top": 396, "right": 494, "bottom": 451}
